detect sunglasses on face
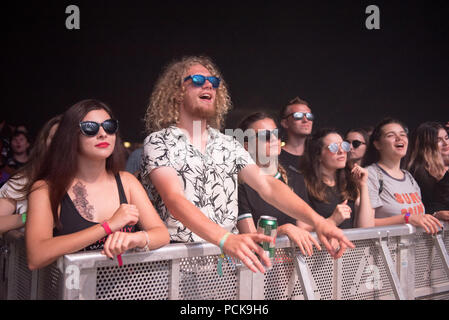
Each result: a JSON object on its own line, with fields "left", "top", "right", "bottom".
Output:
{"left": 245, "top": 129, "right": 279, "bottom": 142}
{"left": 327, "top": 141, "right": 351, "bottom": 153}
{"left": 183, "top": 74, "right": 221, "bottom": 88}
{"left": 79, "top": 119, "right": 119, "bottom": 137}
{"left": 348, "top": 139, "right": 366, "bottom": 149}
{"left": 284, "top": 112, "right": 314, "bottom": 121}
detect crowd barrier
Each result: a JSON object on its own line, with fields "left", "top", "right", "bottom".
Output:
{"left": 1, "top": 222, "right": 448, "bottom": 300}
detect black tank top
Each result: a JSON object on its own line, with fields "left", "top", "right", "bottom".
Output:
{"left": 53, "top": 173, "right": 137, "bottom": 251}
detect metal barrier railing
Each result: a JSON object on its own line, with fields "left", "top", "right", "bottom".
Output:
{"left": 1, "top": 222, "right": 448, "bottom": 300}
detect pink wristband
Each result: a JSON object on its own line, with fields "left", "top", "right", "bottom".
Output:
{"left": 101, "top": 222, "right": 113, "bottom": 235}
{"left": 101, "top": 221, "right": 123, "bottom": 267}
{"left": 404, "top": 212, "right": 411, "bottom": 224}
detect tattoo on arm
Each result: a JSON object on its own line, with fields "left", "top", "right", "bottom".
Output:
{"left": 72, "top": 181, "right": 95, "bottom": 221}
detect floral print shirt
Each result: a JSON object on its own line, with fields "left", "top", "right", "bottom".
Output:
{"left": 140, "top": 126, "right": 255, "bottom": 242}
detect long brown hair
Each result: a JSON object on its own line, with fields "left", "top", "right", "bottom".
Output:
{"left": 32, "top": 99, "right": 126, "bottom": 229}
{"left": 407, "top": 121, "right": 446, "bottom": 180}
{"left": 300, "top": 128, "right": 358, "bottom": 203}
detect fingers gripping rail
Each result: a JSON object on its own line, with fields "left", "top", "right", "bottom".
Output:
{"left": 1, "top": 222, "right": 449, "bottom": 300}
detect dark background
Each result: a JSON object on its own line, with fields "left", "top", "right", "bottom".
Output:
{"left": 2, "top": 0, "right": 448, "bottom": 143}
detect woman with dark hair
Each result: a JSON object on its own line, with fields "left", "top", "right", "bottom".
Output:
{"left": 0, "top": 115, "right": 61, "bottom": 234}
{"left": 298, "top": 128, "right": 374, "bottom": 231}
{"left": 345, "top": 128, "right": 369, "bottom": 166}
{"left": 236, "top": 112, "right": 321, "bottom": 256}
{"left": 25, "top": 99, "right": 169, "bottom": 270}
{"left": 362, "top": 118, "right": 442, "bottom": 233}
{"left": 407, "top": 122, "right": 449, "bottom": 220}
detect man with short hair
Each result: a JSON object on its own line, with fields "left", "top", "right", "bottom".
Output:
{"left": 140, "top": 56, "right": 353, "bottom": 273}
{"left": 279, "top": 97, "right": 314, "bottom": 171}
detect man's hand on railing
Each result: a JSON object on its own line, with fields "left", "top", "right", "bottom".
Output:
{"left": 313, "top": 218, "right": 355, "bottom": 259}
{"left": 409, "top": 214, "right": 443, "bottom": 234}
{"left": 278, "top": 223, "right": 321, "bottom": 257}
{"left": 222, "top": 233, "right": 274, "bottom": 273}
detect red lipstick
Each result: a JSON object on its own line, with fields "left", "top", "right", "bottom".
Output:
{"left": 95, "top": 142, "right": 110, "bottom": 148}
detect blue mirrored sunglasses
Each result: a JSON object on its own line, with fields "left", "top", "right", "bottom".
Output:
{"left": 328, "top": 141, "right": 351, "bottom": 153}
{"left": 183, "top": 74, "right": 221, "bottom": 88}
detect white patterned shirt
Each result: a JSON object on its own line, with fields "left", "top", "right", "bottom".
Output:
{"left": 140, "top": 125, "right": 255, "bottom": 242}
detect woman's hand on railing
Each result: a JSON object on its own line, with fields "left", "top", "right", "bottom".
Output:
{"left": 278, "top": 223, "right": 321, "bottom": 257}
{"left": 107, "top": 204, "right": 140, "bottom": 233}
{"left": 222, "top": 233, "right": 274, "bottom": 273}
{"left": 408, "top": 213, "right": 443, "bottom": 234}
{"left": 102, "top": 231, "right": 146, "bottom": 259}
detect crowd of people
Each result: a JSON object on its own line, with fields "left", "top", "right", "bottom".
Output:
{"left": 1, "top": 56, "right": 448, "bottom": 278}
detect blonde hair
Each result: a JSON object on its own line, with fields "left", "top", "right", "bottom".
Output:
{"left": 144, "top": 56, "right": 232, "bottom": 133}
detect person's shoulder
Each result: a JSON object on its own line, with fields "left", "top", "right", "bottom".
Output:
{"left": 143, "top": 127, "right": 176, "bottom": 142}
{"left": 365, "top": 163, "right": 378, "bottom": 175}
{"left": 118, "top": 170, "right": 140, "bottom": 186}
{"left": 29, "top": 179, "right": 49, "bottom": 195}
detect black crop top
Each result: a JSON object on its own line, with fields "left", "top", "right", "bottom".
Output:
{"left": 53, "top": 173, "right": 137, "bottom": 251}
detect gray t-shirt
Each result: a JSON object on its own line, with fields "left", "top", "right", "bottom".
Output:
{"left": 366, "top": 163, "right": 425, "bottom": 218}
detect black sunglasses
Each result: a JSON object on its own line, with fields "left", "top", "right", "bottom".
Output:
{"left": 348, "top": 139, "right": 366, "bottom": 149}
{"left": 284, "top": 112, "right": 314, "bottom": 121}
{"left": 79, "top": 119, "right": 119, "bottom": 137}
{"left": 245, "top": 129, "right": 279, "bottom": 142}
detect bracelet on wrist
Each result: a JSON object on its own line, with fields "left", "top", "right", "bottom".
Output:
{"left": 217, "top": 232, "right": 232, "bottom": 277}
{"left": 403, "top": 212, "right": 411, "bottom": 224}
{"left": 136, "top": 230, "right": 150, "bottom": 252}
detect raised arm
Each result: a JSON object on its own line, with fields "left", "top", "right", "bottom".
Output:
{"left": 149, "top": 166, "right": 274, "bottom": 273}
{"left": 239, "top": 164, "right": 354, "bottom": 258}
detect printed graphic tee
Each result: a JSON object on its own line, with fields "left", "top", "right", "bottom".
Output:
{"left": 366, "top": 163, "right": 425, "bottom": 218}
{"left": 140, "top": 125, "right": 255, "bottom": 242}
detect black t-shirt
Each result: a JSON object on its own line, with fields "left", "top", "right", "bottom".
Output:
{"left": 411, "top": 167, "right": 437, "bottom": 213}
{"left": 279, "top": 149, "right": 302, "bottom": 172}
{"left": 307, "top": 186, "right": 355, "bottom": 229}
{"left": 412, "top": 167, "right": 449, "bottom": 213}
{"left": 433, "top": 171, "right": 449, "bottom": 211}
{"left": 238, "top": 170, "right": 310, "bottom": 227}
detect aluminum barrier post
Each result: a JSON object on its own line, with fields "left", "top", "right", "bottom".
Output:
{"left": 292, "top": 251, "right": 315, "bottom": 300}
{"left": 168, "top": 259, "right": 180, "bottom": 300}
{"left": 377, "top": 233, "right": 406, "bottom": 300}
{"left": 434, "top": 229, "right": 449, "bottom": 280}
{"left": 398, "top": 233, "right": 416, "bottom": 300}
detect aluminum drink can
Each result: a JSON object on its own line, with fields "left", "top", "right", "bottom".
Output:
{"left": 257, "top": 215, "right": 277, "bottom": 258}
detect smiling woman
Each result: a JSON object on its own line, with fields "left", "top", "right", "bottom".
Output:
{"left": 362, "top": 118, "right": 443, "bottom": 234}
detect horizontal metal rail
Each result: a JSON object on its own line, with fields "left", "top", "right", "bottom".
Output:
{"left": 1, "top": 222, "right": 448, "bottom": 300}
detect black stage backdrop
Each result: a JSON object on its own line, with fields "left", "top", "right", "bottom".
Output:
{"left": 2, "top": 0, "right": 448, "bottom": 143}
